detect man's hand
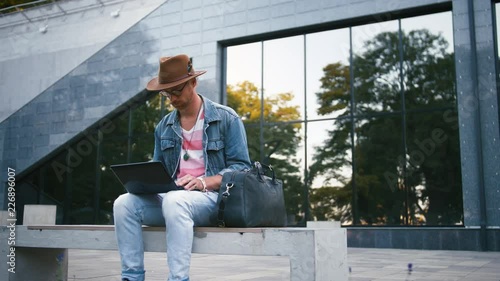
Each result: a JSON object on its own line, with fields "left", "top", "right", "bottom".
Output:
{"left": 176, "top": 174, "right": 223, "bottom": 192}
{"left": 176, "top": 174, "right": 203, "bottom": 191}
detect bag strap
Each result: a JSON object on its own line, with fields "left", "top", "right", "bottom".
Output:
{"left": 217, "top": 182, "right": 234, "bottom": 227}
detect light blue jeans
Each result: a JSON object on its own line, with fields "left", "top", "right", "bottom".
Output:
{"left": 113, "top": 190, "right": 218, "bottom": 281}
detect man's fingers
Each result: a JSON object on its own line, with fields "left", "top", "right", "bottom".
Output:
{"left": 177, "top": 175, "right": 194, "bottom": 186}
{"left": 181, "top": 177, "right": 199, "bottom": 191}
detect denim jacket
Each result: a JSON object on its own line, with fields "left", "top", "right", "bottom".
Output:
{"left": 153, "top": 95, "right": 251, "bottom": 179}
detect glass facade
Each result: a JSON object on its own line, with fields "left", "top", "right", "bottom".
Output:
{"left": 226, "top": 11, "right": 462, "bottom": 226}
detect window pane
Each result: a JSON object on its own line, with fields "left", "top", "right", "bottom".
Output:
{"left": 353, "top": 116, "right": 405, "bottom": 225}
{"left": 99, "top": 109, "right": 130, "bottom": 224}
{"left": 131, "top": 92, "right": 164, "bottom": 137}
{"left": 67, "top": 131, "right": 99, "bottom": 224}
{"left": 308, "top": 119, "right": 353, "bottom": 224}
{"left": 306, "top": 29, "right": 351, "bottom": 120}
{"left": 130, "top": 94, "right": 170, "bottom": 162}
{"left": 107, "top": 107, "right": 130, "bottom": 137}
{"left": 352, "top": 20, "right": 400, "bottom": 114}
{"left": 226, "top": 43, "right": 263, "bottom": 153}
{"left": 405, "top": 111, "right": 462, "bottom": 225}
{"left": 241, "top": 122, "right": 260, "bottom": 161}
{"left": 263, "top": 36, "right": 304, "bottom": 122}
{"left": 226, "top": 79, "right": 262, "bottom": 161}
{"left": 401, "top": 12, "right": 456, "bottom": 111}
{"left": 129, "top": 135, "right": 154, "bottom": 162}
{"left": 227, "top": 79, "right": 262, "bottom": 124}
{"left": 42, "top": 152, "right": 68, "bottom": 208}
{"left": 263, "top": 123, "right": 304, "bottom": 225}
{"left": 99, "top": 136, "right": 129, "bottom": 224}
{"left": 15, "top": 171, "right": 41, "bottom": 224}
{"left": 227, "top": 42, "right": 262, "bottom": 89}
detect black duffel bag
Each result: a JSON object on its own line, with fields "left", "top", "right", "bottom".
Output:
{"left": 213, "top": 162, "right": 287, "bottom": 227}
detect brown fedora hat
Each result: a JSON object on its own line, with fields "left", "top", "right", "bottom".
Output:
{"left": 146, "top": 54, "right": 206, "bottom": 91}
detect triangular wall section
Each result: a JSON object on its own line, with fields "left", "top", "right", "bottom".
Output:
{"left": 0, "top": 0, "right": 167, "bottom": 175}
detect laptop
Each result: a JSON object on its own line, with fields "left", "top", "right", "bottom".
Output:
{"left": 110, "top": 161, "right": 182, "bottom": 194}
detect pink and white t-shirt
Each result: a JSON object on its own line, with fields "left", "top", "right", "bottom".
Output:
{"left": 177, "top": 107, "right": 206, "bottom": 179}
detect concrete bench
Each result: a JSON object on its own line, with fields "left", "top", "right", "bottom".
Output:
{"left": 0, "top": 207, "right": 347, "bottom": 281}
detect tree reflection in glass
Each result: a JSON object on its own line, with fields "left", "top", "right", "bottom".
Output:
{"left": 311, "top": 28, "right": 461, "bottom": 226}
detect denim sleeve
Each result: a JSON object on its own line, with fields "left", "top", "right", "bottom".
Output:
{"left": 218, "top": 116, "right": 251, "bottom": 176}
{"left": 152, "top": 122, "right": 162, "bottom": 162}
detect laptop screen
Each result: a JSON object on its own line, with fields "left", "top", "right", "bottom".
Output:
{"left": 110, "top": 161, "right": 181, "bottom": 194}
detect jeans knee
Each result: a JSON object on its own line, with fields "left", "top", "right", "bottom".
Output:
{"left": 113, "top": 193, "right": 137, "bottom": 216}
{"left": 162, "top": 191, "right": 190, "bottom": 221}
{"left": 114, "top": 193, "right": 127, "bottom": 209}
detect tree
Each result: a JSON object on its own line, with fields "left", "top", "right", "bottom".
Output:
{"left": 310, "top": 29, "right": 462, "bottom": 225}
{"left": 227, "top": 81, "right": 305, "bottom": 224}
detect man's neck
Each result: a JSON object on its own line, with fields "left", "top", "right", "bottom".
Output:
{"left": 180, "top": 94, "right": 203, "bottom": 115}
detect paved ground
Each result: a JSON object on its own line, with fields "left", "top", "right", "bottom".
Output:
{"left": 67, "top": 247, "right": 500, "bottom": 281}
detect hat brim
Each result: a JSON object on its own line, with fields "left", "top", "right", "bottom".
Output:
{"left": 146, "top": 70, "right": 206, "bottom": 91}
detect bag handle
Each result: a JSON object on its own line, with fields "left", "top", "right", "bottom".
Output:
{"left": 254, "top": 161, "right": 277, "bottom": 183}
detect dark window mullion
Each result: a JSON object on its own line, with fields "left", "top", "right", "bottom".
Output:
{"left": 398, "top": 18, "right": 410, "bottom": 226}
{"left": 349, "top": 26, "right": 359, "bottom": 225}
{"left": 94, "top": 130, "right": 103, "bottom": 224}
{"left": 64, "top": 150, "right": 72, "bottom": 224}
{"left": 260, "top": 41, "right": 265, "bottom": 164}
{"left": 303, "top": 34, "right": 311, "bottom": 222}
{"left": 127, "top": 108, "right": 133, "bottom": 163}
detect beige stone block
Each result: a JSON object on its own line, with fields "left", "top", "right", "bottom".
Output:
{"left": 22, "top": 205, "right": 56, "bottom": 225}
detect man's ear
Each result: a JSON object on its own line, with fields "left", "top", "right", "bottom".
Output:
{"left": 191, "top": 78, "right": 197, "bottom": 87}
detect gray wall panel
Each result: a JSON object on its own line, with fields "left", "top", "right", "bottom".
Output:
{"left": 452, "top": 0, "right": 500, "bottom": 229}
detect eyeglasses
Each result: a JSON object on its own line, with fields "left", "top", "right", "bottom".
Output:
{"left": 159, "top": 82, "right": 188, "bottom": 98}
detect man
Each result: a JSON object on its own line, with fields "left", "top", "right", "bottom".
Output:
{"left": 113, "top": 54, "right": 251, "bottom": 281}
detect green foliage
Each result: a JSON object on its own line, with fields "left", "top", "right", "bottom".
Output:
{"left": 310, "top": 185, "right": 351, "bottom": 222}
{"left": 316, "top": 62, "right": 351, "bottom": 115}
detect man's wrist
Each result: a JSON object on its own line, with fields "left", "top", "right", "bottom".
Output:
{"left": 197, "top": 176, "right": 207, "bottom": 192}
